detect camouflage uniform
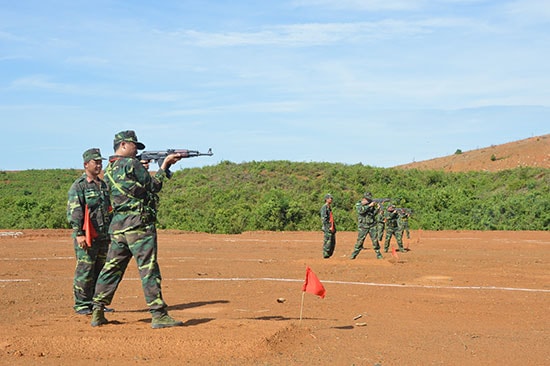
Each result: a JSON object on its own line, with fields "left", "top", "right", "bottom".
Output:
{"left": 398, "top": 209, "right": 411, "bottom": 239}
{"left": 320, "top": 194, "right": 336, "bottom": 258}
{"left": 376, "top": 204, "right": 385, "bottom": 242}
{"left": 67, "top": 148, "right": 112, "bottom": 314}
{"left": 384, "top": 206, "right": 405, "bottom": 252}
{"left": 92, "top": 131, "right": 172, "bottom": 320}
{"left": 351, "top": 193, "right": 382, "bottom": 259}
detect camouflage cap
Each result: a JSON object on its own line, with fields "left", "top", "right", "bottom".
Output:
{"left": 324, "top": 193, "right": 333, "bottom": 200}
{"left": 82, "top": 148, "right": 105, "bottom": 163}
{"left": 363, "top": 192, "right": 373, "bottom": 200}
{"left": 113, "top": 130, "right": 145, "bottom": 150}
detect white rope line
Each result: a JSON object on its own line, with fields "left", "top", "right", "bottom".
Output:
{"left": 0, "top": 257, "right": 73, "bottom": 261}
{"left": 1, "top": 276, "right": 548, "bottom": 293}
{"left": 0, "top": 231, "right": 23, "bottom": 237}
{"left": 0, "top": 279, "right": 30, "bottom": 282}
{"left": 167, "top": 277, "right": 550, "bottom": 293}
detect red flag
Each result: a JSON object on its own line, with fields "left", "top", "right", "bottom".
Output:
{"left": 391, "top": 247, "right": 399, "bottom": 260}
{"left": 302, "top": 266, "right": 326, "bottom": 299}
{"left": 82, "top": 204, "right": 98, "bottom": 248}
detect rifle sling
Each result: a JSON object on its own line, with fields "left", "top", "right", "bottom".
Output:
{"left": 104, "top": 169, "right": 138, "bottom": 200}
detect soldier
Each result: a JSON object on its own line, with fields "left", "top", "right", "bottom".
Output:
{"left": 384, "top": 205, "right": 405, "bottom": 253}
{"left": 67, "top": 148, "right": 114, "bottom": 315}
{"left": 320, "top": 193, "right": 336, "bottom": 258}
{"left": 350, "top": 192, "right": 383, "bottom": 260}
{"left": 398, "top": 208, "right": 411, "bottom": 240}
{"left": 90, "top": 130, "right": 184, "bottom": 329}
{"left": 376, "top": 202, "right": 385, "bottom": 243}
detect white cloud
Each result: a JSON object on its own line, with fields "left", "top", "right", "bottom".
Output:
{"left": 10, "top": 75, "right": 74, "bottom": 92}
{"left": 65, "top": 56, "right": 109, "bottom": 67}
{"left": 160, "top": 100, "right": 304, "bottom": 118}
{"left": 0, "top": 30, "right": 25, "bottom": 42}
{"left": 505, "top": 0, "right": 550, "bottom": 23}
{"left": 178, "top": 18, "right": 477, "bottom": 47}
{"left": 290, "top": 0, "right": 426, "bottom": 11}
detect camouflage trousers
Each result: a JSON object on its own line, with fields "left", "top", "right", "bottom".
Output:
{"left": 351, "top": 224, "right": 380, "bottom": 258}
{"left": 376, "top": 222, "right": 385, "bottom": 242}
{"left": 384, "top": 226, "right": 404, "bottom": 250}
{"left": 401, "top": 222, "right": 410, "bottom": 239}
{"left": 73, "top": 236, "right": 109, "bottom": 312}
{"left": 322, "top": 230, "right": 336, "bottom": 258}
{"left": 92, "top": 224, "right": 167, "bottom": 314}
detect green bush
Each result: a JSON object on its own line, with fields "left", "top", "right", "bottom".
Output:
{"left": 0, "top": 163, "right": 548, "bottom": 232}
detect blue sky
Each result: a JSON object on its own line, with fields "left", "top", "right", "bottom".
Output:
{"left": 1, "top": 0, "right": 548, "bottom": 171}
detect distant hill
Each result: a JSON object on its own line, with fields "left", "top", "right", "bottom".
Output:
{"left": 1, "top": 156, "right": 548, "bottom": 232}
{"left": 395, "top": 134, "right": 549, "bottom": 172}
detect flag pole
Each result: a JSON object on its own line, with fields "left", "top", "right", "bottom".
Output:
{"left": 299, "top": 291, "right": 305, "bottom": 325}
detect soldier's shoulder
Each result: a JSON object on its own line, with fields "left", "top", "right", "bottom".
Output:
{"left": 69, "top": 174, "right": 87, "bottom": 186}
{"left": 98, "top": 177, "right": 110, "bottom": 186}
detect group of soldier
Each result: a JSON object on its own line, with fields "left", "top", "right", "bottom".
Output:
{"left": 321, "top": 192, "right": 412, "bottom": 260}
{"left": 66, "top": 130, "right": 186, "bottom": 329}
{"left": 68, "top": 133, "right": 411, "bottom": 331}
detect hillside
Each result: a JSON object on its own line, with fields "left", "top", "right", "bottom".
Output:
{"left": 395, "top": 134, "right": 549, "bottom": 172}
{"left": 1, "top": 139, "right": 548, "bottom": 232}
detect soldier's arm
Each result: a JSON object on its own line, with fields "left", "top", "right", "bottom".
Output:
{"left": 66, "top": 180, "right": 85, "bottom": 238}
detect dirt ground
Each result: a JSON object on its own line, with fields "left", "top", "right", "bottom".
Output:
{"left": 396, "top": 134, "right": 549, "bottom": 172}
{"left": 0, "top": 229, "right": 548, "bottom": 365}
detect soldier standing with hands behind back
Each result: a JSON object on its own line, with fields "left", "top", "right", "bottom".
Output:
{"left": 90, "top": 130, "right": 185, "bottom": 329}
{"left": 67, "top": 148, "right": 113, "bottom": 315}
{"left": 320, "top": 194, "right": 336, "bottom": 258}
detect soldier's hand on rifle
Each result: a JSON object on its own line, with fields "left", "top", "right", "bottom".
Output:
{"left": 140, "top": 160, "right": 151, "bottom": 170}
{"left": 161, "top": 153, "right": 184, "bottom": 170}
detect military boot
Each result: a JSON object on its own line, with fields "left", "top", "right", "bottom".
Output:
{"left": 91, "top": 307, "right": 108, "bottom": 327}
{"left": 151, "top": 313, "right": 184, "bottom": 329}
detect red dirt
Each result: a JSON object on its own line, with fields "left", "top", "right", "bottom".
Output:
{"left": 396, "top": 134, "right": 549, "bottom": 172}
{"left": 1, "top": 229, "right": 549, "bottom": 365}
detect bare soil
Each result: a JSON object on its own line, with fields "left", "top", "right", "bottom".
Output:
{"left": 1, "top": 229, "right": 548, "bottom": 365}
{"left": 396, "top": 134, "right": 549, "bottom": 172}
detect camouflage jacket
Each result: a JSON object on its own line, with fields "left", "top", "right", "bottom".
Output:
{"left": 320, "top": 203, "right": 335, "bottom": 232}
{"left": 67, "top": 174, "right": 112, "bottom": 238}
{"left": 397, "top": 211, "right": 408, "bottom": 225}
{"left": 376, "top": 206, "right": 385, "bottom": 224}
{"left": 356, "top": 201, "right": 377, "bottom": 227}
{"left": 384, "top": 210, "right": 400, "bottom": 229}
{"left": 104, "top": 155, "right": 168, "bottom": 234}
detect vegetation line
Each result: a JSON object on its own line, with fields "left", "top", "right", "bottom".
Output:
{"left": 0, "top": 161, "right": 548, "bottom": 232}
